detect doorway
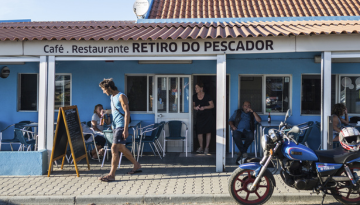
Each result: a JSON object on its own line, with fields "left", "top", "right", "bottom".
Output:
{"left": 192, "top": 75, "right": 230, "bottom": 154}
{"left": 154, "top": 75, "right": 192, "bottom": 153}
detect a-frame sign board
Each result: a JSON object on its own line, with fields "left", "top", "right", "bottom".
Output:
{"left": 48, "top": 106, "right": 90, "bottom": 177}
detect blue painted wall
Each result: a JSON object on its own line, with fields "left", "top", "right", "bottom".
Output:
{"left": 0, "top": 149, "right": 47, "bottom": 175}
{"left": 2, "top": 53, "right": 360, "bottom": 152}
{"left": 0, "top": 63, "right": 39, "bottom": 150}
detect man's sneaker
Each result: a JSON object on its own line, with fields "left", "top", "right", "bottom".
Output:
{"left": 235, "top": 152, "right": 242, "bottom": 165}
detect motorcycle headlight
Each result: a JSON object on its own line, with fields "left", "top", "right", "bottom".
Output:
{"left": 268, "top": 129, "right": 278, "bottom": 142}
{"left": 261, "top": 134, "right": 268, "bottom": 150}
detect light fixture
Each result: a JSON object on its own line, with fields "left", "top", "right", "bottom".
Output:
{"left": 0, "top": 66, "right": 10, "bottom": 78}
{"left": 138, "top": 60, "right": 193, "bottom": 64}
{"left": 314, "top": 55, "right": 360, "bottom": 63}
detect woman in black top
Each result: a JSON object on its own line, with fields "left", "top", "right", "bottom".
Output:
{"left": 193, "top": 82, "right": 214, "bottom": 155}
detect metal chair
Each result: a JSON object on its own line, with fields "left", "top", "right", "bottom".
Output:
{"left": 135, "top": 123, "right": 163, "bottom": 160}
{"left": 101, "top": 130, "right": 132, "bottom": 168}
{"left": 231, "top": 128, "right": 257, "bottom": 158}
{"left": 1, "top": 122, "right": 34, "bottom": 151}
{"left": 14, "top": 128, "right": 36, "bottom": 151}
{"left": 163, "top": 121, "right": 188, "bottom": 157}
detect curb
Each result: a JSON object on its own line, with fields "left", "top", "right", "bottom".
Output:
{"left": 0, "top": 193, "right": 338, "bottom": 204}
{"left": 0, "top": 196, "right": 75, "bottom": 205}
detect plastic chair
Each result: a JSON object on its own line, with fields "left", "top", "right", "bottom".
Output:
{"left": 163, "top": 121, "right": 188, "bottom": 157}
{"left": 14, "top": 128, "right": 36, "bottom": 151}
{"left": 296, "top": 121, "right": 314, "bottom": 143}
{"left": 0, "top": 122, "right": 33, "bottom": 151}
{"left": 304, "top": 121, "right": 321, "bottom": 151}
{"left": 136, "top": 123, "right": 163, "bottom": 160}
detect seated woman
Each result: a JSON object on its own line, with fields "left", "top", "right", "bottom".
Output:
{"left": 88, "top": 104, "right": 111, "bottom": 160}
{"left": 332, "top": 103, "right": 349, "bottom": 141}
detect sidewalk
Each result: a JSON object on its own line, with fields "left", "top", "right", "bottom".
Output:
{"left": 0, "top": 153, "right": 336, "bottom": 205}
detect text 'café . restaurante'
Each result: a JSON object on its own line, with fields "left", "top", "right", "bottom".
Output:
{"left": 2, "top": 0, "right": 360, "bottom": 175}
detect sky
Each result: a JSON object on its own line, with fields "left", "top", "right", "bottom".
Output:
{"left": 0, "top": 0, "right": 138, "bottom": 22}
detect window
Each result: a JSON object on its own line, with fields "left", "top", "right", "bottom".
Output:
{"left": 18, "top": 74, "right": 38, "bottom": 111}
{"left": 240, "top": 76, "right": 262, "bottom": 112}
{"left": 265, "top": 77, "right": 290, "bottom": 113}
{"left": 301, "top": 75, "right": 336, "bottom": 115}
{"left": 126, "top": 75, "right": 153, "bottom": 112}
{"left": 54, "top": 74, "right": 71, "bottom": 110}
{"left": 239, "top": 75, "right": 291, "bottom": 114}
{"left": 339, "top": 75, "right": 360, "bottom": 114}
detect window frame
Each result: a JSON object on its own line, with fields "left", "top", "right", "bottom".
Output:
{"left": 54, "top": 73, "right": 72, "bottom": 112}
{"left": 338, "top": 74, "right": 360, "bottom": 115}
{"left": 17, "top": 73, "right": 39, "bottom": 112}
{"left": 125, "top": 74, "right": 155, "bottom": 114}
{"left": 239, "top": 74, "right": 292, "bottom": 115}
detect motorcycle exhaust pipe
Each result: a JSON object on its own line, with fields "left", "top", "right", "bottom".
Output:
{"left": 322, "top": 176, "right": 351, "bottom": 182}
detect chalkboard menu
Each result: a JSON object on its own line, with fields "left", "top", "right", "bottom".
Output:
{"left": 48, "top": 106, "right": 90, "bottom": 177}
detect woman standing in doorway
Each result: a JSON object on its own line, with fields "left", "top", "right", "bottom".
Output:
{"left": 193, "top": 82, "right": 214, "bottom": 155}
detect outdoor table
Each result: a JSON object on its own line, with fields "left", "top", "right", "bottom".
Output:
{"left": 258, "top": 120, "right": 282, "bottom": 157}
{"left": 22, "top": 122, "right": 56, "bottom": 151}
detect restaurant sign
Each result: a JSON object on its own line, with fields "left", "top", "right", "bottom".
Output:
{"left": 22, "top": 37, "right": 295, "bottom": 56}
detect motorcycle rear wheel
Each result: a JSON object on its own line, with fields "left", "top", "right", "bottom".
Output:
{"left": 331, "top": 163, "right": 360, "bottom": 205}
{"left": 228, "top": 168, "right": 274, "bottom": 205}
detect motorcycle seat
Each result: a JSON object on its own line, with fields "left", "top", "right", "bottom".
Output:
{"left": 314, "top": 146, "right": 360, "bottom": 164}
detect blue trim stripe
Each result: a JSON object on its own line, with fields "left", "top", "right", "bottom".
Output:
{"left": 145, "top": 0, "right": 155, "bottom": 19}
{"left": 0, "top": 19, "right": 31, "bottom": 23}
{"left": 138, "top": 16, "right": 360, "bottom": 24}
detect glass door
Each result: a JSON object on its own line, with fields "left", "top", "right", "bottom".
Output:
{"left": 155, "top": 75, "right": 192, "bottom": 153}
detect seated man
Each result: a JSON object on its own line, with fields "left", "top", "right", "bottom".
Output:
{"left": 229, "top": 101, "right": 261, "bottom": 165}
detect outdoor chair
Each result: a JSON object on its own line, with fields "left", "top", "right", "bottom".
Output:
{"left": 0, "top": 121, "right": 34, "bottom": 151}
{"left": 163, "top": 121, "right": 188, "bottom": 157}
{"left": 101, "top": 130, "right": 132, "bottom": 168}
{"left": 135, "top": 122, "right": 163, "bottom": 160}
{"left": 14, "top": 128, "right": 36, "bottom": 151}
{"left": 303, "top": 121, "right": 321, "bottom": 151}
{"left": 231, "top": 126, "right": 257, "bottom": 158}
{"left": 295, "top": 121, "right": 314, "bottom": 144}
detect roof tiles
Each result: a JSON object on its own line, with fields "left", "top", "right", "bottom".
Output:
{"left": 148, "top": 0, "right": 360, "bottom": 19}
{"left": 0, "top": 20, "right": 360, "bottom": 41}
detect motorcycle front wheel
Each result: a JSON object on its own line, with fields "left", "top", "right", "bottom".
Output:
{"left": 228, "top": 168, "right": 274, "bottom": 205}
{"left": 331, "top": 163, "right": 360, "bottom": 205}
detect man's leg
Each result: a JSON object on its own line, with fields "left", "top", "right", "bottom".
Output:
{"left": 242, "top": 130, "right": 254, "bottom": 155}
{"left": 118, "top": 144, "right": 141, "bottom": 173}
{"left": 108, "top": 144, "right": 121, "bottom": 178}
{"left": 233, "top": 130, "right": 246, "bottom": 154}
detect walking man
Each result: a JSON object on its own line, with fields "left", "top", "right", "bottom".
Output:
{"left": 229, "top": 101, "right": 261, "bottom": 165}
{"left": 98, "top": 78, "right": 141, "bottom": 182}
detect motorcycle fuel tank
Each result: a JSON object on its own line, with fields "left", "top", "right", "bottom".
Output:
{"left": 282, "top": 140, "right": 318, "bottom": 161}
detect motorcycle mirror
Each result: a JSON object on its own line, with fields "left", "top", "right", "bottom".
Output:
{"left": 288, "top": 126, "right": 300, "bottom": 134}
{"left": 284, "top": 109, "right": 291, "bottom": 122}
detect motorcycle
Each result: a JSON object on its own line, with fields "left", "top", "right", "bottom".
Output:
{"left": 228, "top": 110, "right": 360, "bottom": 205}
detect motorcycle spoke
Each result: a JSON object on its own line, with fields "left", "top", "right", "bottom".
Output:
{"left": 245, "top": 192, "right": 250, "bottom": 201}
{"left": 255, "top": 191, "right": 261, "bottom": 198}
{"left": 235, "top": 188, "right": 244, "bottom": 192}
{"left": 247, "top": 171, "right": 251, "bottom": 178}
{"left": 258, "top": 185, "right": 267, "bottom": 188}
{"left": 236, "top": 178, "right": 243, "bottom": 183}
{"left": 346, "top": 190, "right": 351, "bottom": 199}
